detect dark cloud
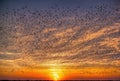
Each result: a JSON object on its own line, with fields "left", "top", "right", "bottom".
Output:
{"left": 0, "top": 54, "right": 20, "bottom": 60}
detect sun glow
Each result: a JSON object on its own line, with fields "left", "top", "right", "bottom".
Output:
{"left": 53, "top": 71, "right": 59, "bottom": 81}
{"left": 48, "top": 63, "right": 63, "bottom": 81}
{"left": 49, "top": 68, "right": 62, "bottom": 81}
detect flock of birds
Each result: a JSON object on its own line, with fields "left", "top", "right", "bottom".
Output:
{"left": 0, "top": 3, "right": 120, "bottom": 57}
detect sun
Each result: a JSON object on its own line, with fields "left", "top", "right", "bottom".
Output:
{"left": 51, "top": 69, "right": 61, "bottom": 81}
{"left": 53, "top": 71, "right": 59, "bottom": 81}
{"left": 47, "top": 63, "right": 65, "bottom": 80}
{"left": 49, "top": 68, "right": 62, "bottom": 81}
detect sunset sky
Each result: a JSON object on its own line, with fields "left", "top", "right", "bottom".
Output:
{"left": 0, "top": 0, "right": 120, "bottom": 80}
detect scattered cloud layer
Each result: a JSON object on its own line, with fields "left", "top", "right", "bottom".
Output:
{"left": 0, "top": 1, "right": 120, "bottom": 79}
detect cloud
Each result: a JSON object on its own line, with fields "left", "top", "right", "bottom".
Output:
{"left": 0, "top": 2, "right": 120, "bottom": 79}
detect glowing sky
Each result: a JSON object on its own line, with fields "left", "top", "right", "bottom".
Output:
{"left": 0, "top": 0, "right": 120, "bottom": 80}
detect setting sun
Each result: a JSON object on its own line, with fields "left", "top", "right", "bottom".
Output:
{"left": 53, "top": 72, "right": 59, "bottom": 81}
{"left": 49, "top": 68, "right": 62, "bottom": 81}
